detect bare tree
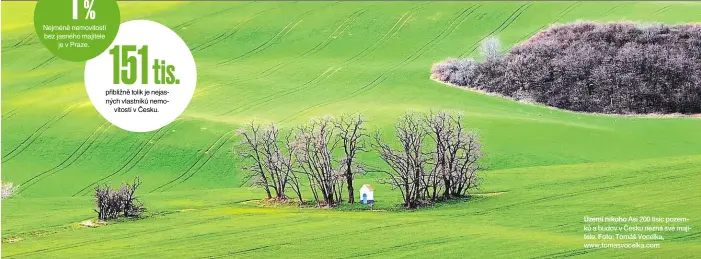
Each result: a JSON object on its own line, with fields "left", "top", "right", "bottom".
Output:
{"left": 374, "top": 112, "right": 431, "bottom": 209}
{"left": 239, "top": 121, "right": 302, "bottom": 202}
{"left": 283, "top": 132, "right": 304, "bottom": 203}
{"left": 334, "top": 114, "right": 367, "bottom": 203}
{"left": 293, "top": 117, "right": 342, "bottom": 206}
{"left": 121, "top": 177, "right": 146, "bottom": 217}
{"left": 374, "top": 111, "right": 483, "bottom": 209}
{"left": 425, "top": 111, "right": 482, "bottom": 199}
{"left": 238, "top": 122, "right": 273, "bottom": 199}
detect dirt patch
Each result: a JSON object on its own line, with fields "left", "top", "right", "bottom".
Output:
{"left": 3, "top": 236, "right": 23, "bottom": 243}
{"left": 472, "top": 191, "right": 507, "bottom": 197}
{"left": 79, "top": 219, "right": 107, "bottom": 228}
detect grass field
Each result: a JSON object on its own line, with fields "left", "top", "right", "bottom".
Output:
{"left": 2, "top": 1, "right": 701, "bottom": 258}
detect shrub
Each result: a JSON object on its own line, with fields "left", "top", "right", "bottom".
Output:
{"left": 94, "top": 177, "right": 145, "bottom": 220}
{"left": 433, "top": 22, "right": 701, "bottom": 114}
{"left": 430, "top": 58, "right": 478, "bottom": 86}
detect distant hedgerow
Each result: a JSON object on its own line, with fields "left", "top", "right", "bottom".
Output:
{"left": 432, "top": 22, "right": 701, "bottom": 114}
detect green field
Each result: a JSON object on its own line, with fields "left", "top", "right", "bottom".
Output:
{"left": 2, "top": 1, "right": 701, "bottom": 258}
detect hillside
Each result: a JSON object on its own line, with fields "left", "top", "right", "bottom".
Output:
{"left": 2, "top": 1, "right": 701, "bottom": 258}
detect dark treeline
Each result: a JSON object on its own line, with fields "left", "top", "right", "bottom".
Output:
{"left": 238, "top": 111, "right": 483, "bottom": 209}
{"left": 432, "top": 22, "right": 701, "bottom": 114}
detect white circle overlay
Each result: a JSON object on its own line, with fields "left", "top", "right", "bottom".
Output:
{"left": 85, "top": 20, "right": 196, "bottom": 132}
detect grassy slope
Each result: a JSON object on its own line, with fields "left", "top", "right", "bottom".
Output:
{"left": 2, "top": 1, "right": 700, "bottom": 258}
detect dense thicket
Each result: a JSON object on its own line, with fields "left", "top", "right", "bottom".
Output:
{"left": 432, "top": 22, "right": 701, "bottom": 114}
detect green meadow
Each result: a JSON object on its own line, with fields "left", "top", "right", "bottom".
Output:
{"left": 2, "top": 1, "right": 701, "bottom": 258}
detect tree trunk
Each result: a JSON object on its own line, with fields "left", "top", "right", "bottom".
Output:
{"left": 346, "top": 165, "right": 354, "bottom": 203}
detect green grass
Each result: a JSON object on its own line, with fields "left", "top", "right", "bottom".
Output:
{"left": 2, "top": 1, "right": 701, "bottom": 258}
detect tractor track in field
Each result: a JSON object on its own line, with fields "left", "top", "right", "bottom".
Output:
{"left": 350, "top": 235, "right": 467, "bottom": 258}
{"left": 222, "top": 7, "right": 369, "bottom": 85}
{"left": 190, "top": 7, "right": 276, "bottom": 52}
{"left": 219, "top": 67, "right": 341, "bottom": 116}
{"left": 71, "top": 121, "right": 183, "bottom": 197}
{"left": 460, "top": 2, "right": 532, "bottom": 58}
{"left": 214, "top": 15, "right": 307, "bottom": 66}
{"left": 113, "top": 121, "right": 185, "bottom": 179}
{"left": 517, "top": 2, "right": 581, "bottom": 43}
{"left": 2, "top": 108, "right": 20, "bottom": 119}
{"left": 466, "top": 166, "right": 693, "bottom": 216}
{"left": 341, "top": 2, "right": 430, "bottom": 65}
{"left": 650, "top": 4, "right": 672, "bottom": 16}
{"left": 16, "top": 122, "right": 112, "bottom": 194}
{"left": 600, "top": 2, "right": 631, "bottom": 18}
{"left": 150, "top": 129, "right": 236, "bottom": 193}
{"left": 201, "top": 218, "right": 433, "bottom": 258}
{"left": 199, "top": 6, "right": 368, "bottom": 98}
{"left": 29, "top": 56, "right": 57, "bottom": 71}
{"left": 2, "top": 104, "right": 79, "bottom": 163}
{"left": 6, "top": 213, "right": 307, "bottom": 257}
{"left": 530, "top": 248, "right": 598, "bottom": 259}
{"left": 171, "top": 3, "right": 253, "bottom": 32}
{"left": 263, "top": 3, "right": 434, "bottom": 123}
{"left": 210, "top": 2, "right": 427, "bottom": 115}
{"left": 137, "top": 218, "right": 313, "bottom": 258}
{"left": 1, "top": 33, "right": 37, "bottom": 52}
{"left": 14, "top": 72, "right": 67, "bottom": 96}
{"left": 669, "top": 231, "right": 701, "bottom": 241}
{"left": 279, "top": 4, "right": 479, "bottom": 123}
{"left": 215, "top": 2, "right": 341, "bottom": 67}
{"left": 2, "top": 215, "right": 234, "bottom": 258}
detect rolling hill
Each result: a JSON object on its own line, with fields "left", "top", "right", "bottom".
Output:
{"left": 2, "top": 1, "right": 700, "bottom": 258}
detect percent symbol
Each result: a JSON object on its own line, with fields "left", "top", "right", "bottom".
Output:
{"left": 84, "top": 0, "right": 96, "bottom": 19}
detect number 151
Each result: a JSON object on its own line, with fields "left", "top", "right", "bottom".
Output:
{"left": 109, "top": 45, "right": 149, "bottom": 85}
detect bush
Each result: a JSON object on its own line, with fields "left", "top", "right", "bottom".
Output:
{"left": 431, "top": 58, "right": 478, "bottom": 86}
{"left": 94, "top": 177, "right": 145, "bottom": 220}
{"left": 1, "top": 182, "right": 18, "bottom": 199}
{"left": 433, "top": 22, "right": 701, "bottom": 114}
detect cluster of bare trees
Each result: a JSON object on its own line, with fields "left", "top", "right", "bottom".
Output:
{"left": 238, "top": 114, "right": 366, "bottom": 206}
{"left": 94, "top": 177, "right": 145, "bottom": 220}
{"left": 374, "top": 111, "right": 481, "bottom": 208}
{"left": 239, "top": 111, "right": 483, "bottom": 209}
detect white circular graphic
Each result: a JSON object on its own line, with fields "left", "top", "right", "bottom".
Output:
{"left": 85, "top": 20, "right": 196, "bottom": 132}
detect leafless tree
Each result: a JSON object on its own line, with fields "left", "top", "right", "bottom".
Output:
{"left": 334, "top": 114, "right": 367, "bottom": 203}
{"left": 374, "top": 111, "right": 483, "bottom": 208}
{"left": 238, "top": 121, "right": 302, "bottom": 202}
{"left": 293, "top": 117, "right": 342, "bottom": 206}
{"left": 374, "top": 112, "right": 431, "bottom": 209}
{"left": 238, "top": 122, "right": 272, "bottom": 199}
{"left": 425, "top": 111, "right": 482, "bottom": 199}
{"left": 121, "top": 177, "right": 145, "bottom": 217}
